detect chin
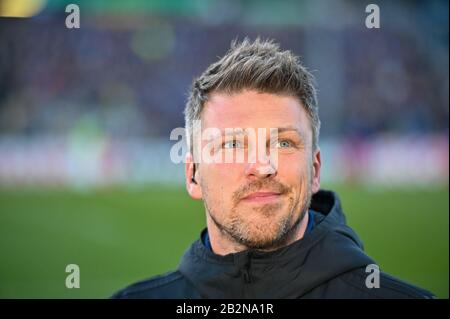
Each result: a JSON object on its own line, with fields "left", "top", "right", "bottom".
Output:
{"left": 237, "top": 218, "right": 292, "bottom": 248}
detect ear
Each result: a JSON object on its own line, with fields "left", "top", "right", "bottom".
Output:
{"left": 311, "top": 148, "right": 321, "bottom": 194}
{"left": 185, "top": 152, "right": 203, "bottom": 200}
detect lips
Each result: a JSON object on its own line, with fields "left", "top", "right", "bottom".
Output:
{"left": 241, "top": 191, "right": 282, "bottom": 203}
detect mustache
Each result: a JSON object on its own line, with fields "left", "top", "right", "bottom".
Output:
{"left": 232, "top": 179, "right": 291, "bottom": 203}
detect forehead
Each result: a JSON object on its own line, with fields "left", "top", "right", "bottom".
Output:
{"left": 202, "top": 90, "right": 310, "bottom": 134}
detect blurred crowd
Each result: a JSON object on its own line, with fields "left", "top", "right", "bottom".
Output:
{"left": 0, "top": 0, "right": 448, "bottom": 141}
{"left": 0, "top": 0, "right": 447, "bottom": 187}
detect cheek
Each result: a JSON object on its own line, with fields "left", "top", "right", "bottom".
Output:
{"left": 278, "top": 155, "right": 312, "bottom": 201}
{"left": 278, "top": 154, "right": 310, "bottom": 180}
{"left": 202, "top": 163, "right": 243, "bottom": 200}
{"left": 205, "top": 163, "right": 243, "bottom": 182}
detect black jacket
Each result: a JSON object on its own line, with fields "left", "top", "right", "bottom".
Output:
{"left": 112, "top": 190, "right": 434, "bottom": 299}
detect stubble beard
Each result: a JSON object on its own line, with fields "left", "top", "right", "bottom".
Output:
{"left": 204, "top": 174, "right": 313, "bottom": 251}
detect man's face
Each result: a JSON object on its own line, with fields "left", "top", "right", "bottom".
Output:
{"left": 187, "top": 90, "right": 320, "bottom": 250}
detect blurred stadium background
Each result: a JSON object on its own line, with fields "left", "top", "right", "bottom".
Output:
{"left": 0, "top": 0, "right": 448, "bottom": 298}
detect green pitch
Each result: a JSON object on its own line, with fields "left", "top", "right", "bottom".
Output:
{"left": 0, "top": 184, "right": 448, "bottom": 298}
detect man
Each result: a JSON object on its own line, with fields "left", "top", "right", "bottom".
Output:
{"left": 113, "top": 39, "right": 434, "bottom": 299}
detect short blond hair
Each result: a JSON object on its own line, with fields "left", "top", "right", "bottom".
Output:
{"left": 184, "top": 38, "right": 320, "bottom": 153}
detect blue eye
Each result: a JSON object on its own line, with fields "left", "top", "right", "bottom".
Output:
{"left": 277, "top": 140, "right": 292, "bottom": 148}
{"left": 223, "top": 140, "right": 243, "bottom": 149}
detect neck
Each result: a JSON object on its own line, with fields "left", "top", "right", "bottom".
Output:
{"left": 206, "top": 211, "right": 309, "bottom": 256}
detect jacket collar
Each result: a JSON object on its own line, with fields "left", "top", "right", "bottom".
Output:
{"left": 178, "top": 190, "right": 374, "bottom": 298}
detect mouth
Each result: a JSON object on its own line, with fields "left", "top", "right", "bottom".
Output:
{"left": 241, "top": 191, "right": 283, "bottom": 204}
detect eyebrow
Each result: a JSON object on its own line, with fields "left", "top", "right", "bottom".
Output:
{"left": 275, "top": 127, "right": 302, "bottom": 135}
{"left": 271, "top": 126, "right": 307, "bottom": 143}
{"left": 205, "top": 129, "right": 245, "bottom": 142}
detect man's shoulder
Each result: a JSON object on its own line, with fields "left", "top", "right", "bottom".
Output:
{"left": 333, "top": 267, "right": 436, "bottom": 299}
{"left": 111, "top": 270, "right": 200, "bottom": 299}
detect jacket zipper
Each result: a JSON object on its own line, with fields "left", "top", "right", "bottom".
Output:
{"left": 242, "top": 267, "right": 251, "bottom": 283}
{"left": 242, "top": 251, "right": 252, "bottom": 284}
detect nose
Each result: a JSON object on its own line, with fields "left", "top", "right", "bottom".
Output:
{"left": 245, "top": 148, "right": 278, "bottom": 179}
